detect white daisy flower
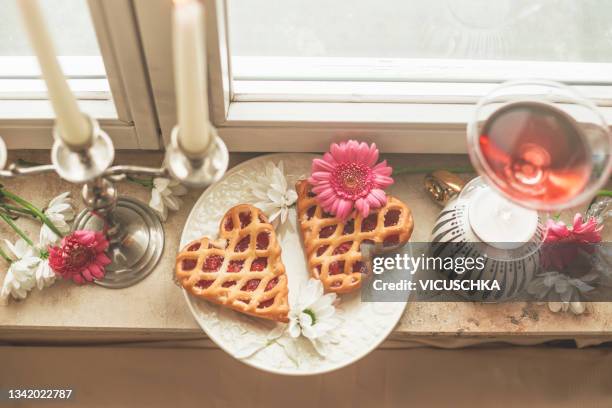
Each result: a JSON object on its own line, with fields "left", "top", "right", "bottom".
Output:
{"left": 288, "top": 279, "right": 342, "bottom": 356}
{"left": 250, "top": 161, "right": 297, "bottom": 226}
{"left": 34, "top": 258, "right": 55, "bottom": 290}
{"left": 0, "top": 239, "right": 38, "bottom": 305}
{"left": 39, "top": 192, "right": 75, "bottom": 247}
{"left": 149, "top": 178, "right": 188, "bottom": 222}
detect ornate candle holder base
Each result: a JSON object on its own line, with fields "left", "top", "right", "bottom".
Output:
{"left": 0, "top": 115, "right": 229, "bottom": 289}
{"left": 72, "top": 197, "right": 164, "bottom": 289}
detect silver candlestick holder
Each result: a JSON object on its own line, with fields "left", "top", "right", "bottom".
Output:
{"left": 0, "top": 115, "right": 229, "bottom": 288}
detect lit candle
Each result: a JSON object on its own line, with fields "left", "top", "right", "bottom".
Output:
{"left": 173, "top": 0, "right": 210, "bottom": 156}
{"left": 468, "top": 187, "right": 539, "bottom": 250}
{"left": 16, "top": 0, "right": 91, "bottom": 147}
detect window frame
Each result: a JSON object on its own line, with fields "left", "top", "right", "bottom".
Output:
{"left": 135, "top": 0, "right": 612, "bottom": 154}
{"left": 0, "top": 0, "right": 160, "bottom": 149}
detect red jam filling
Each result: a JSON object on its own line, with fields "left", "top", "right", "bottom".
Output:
{"left": 235, "top": 236, "right": 250, "bottom": 252}
{"left": 342, "top": 219, "right": 355, "bottom": 234}
{"left": 250, "top": 257, "right": 268, "bottom": 271}
{"left": 227, "top": 260, "right": 245, "bottom": 272}
{"left": 384, "top": 209, "right": 401, "bottom": 227}
{"left": 362, "top": 213, "right": 378, "bottom": 232}
{"left": 307, "top": 191, "right": 316, "bottom": 198}
{"left": 352, "top": 261, "right": 367, "bottom": 274}
{"left": 202, "top": 255, "right": 224, "bottom": 272}
{"left": 196, "top": 279, "right": 213, "bottom": 289}
{"left": 306, "top": 206, "right": 316, "bottom": 220}
{"left": 332, "top": 241, "right": 352, "bottom": 255}
{"left": 383, "top": 234, "right": 400, "bottom": 247}
{"left": 256, "top": 232, "right": 270, "bottom": 250}
{"left": 222, "top": 281, "right": 236, "bottom": 288}
{"left": 239, "top": 212, "right": 252, "bottom": 228}
{"left": 257, "top": 298, "right": 274, "bottom": 309}
{"left": 224, "top": 217, "right": 234, "bottom": 231}
{"left": 322, "top": 211, "right": 334, "bottom": 219}
{"left": 265, "top": 277, "right": 278, "bottom": 291}
{"left": 187, "top": 242, "right": 201, "bottom": 251}
{"left": 181, "top": 259, "right": 197, "bottom": 270}
{"left": 329, "top": 261, "right": 345, "bottom": 275}
{"left": 316, "top": 245, "right": 329, "bottom": 256}
{"left": 319, "top": 225, "right": 337, "bottom": 238}
{"left": 242, "top": 279, "right": 261, "bottom": 291}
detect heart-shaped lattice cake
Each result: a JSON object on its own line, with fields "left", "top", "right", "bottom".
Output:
{"left": 176, "top": 204, "right": 289, "bottom": 322}
{"left": 296, "top": 180, "right": 414, "bottom": 294}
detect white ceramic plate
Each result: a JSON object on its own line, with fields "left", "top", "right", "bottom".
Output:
{"left": 179, "top": 153, "right": 407, "bottom": 375}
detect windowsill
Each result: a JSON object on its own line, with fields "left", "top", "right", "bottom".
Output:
{"left": 1, "top": 150, "right": 611, "bottom": 347}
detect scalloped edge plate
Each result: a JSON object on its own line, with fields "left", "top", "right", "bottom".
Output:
{"left": 179, "top": 153, "right": 408, "bottom": 375}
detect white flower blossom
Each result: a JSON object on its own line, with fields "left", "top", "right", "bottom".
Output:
{"left": 149, "top": 178, "right": 188, "bottom": 221}
{"left": 39, "top": 192, "right": 75, "bottom": 246}
{"left": 34, "top": 259, "right": 55, "bottom": 290}
{"left": 288, "top": 279, "right": 342, "bottom": 356}
{"left": 249, "top": 161, "right": 297, "bottom": 226}
{"left": 0, "top": 239, "right": 38, "bottom": 305}
{"left": 527, "top": 271, "right": 596, "bottom": 315}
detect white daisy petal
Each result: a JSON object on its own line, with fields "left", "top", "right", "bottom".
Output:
{"left": 247, "top": 161, "right": 296, "bottom": 228}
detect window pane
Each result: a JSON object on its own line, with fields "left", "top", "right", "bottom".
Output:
{"left": 0, "top": 0, "right": 109, "bottom": 105}
{"left": 0, "top": 0, "right": 101, "bottom": 56}
{"left": 228, "top": 0, "right": 612, "bottom": 62}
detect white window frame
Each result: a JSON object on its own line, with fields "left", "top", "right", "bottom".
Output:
{"left": 0, "top": 0, "right": 160, "bottom": 149}
{"left": 136, "top": 0, "right": 612, "bottom": 154}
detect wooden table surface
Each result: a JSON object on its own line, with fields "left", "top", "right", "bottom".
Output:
{"left": 1, "top": 151, "right": 610, "bottom": 347}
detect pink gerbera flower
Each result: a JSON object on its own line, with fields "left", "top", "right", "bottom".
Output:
{"left": 545, "top": 213, "right": 603, "bottom": 244}
{"left": 542, "top": 213, "right": 603, "bottom": 271}
{"left": 309, "top": 140, "right": 393, "bottom": 219}
{"left": 48, "top": 230, "right": 111, "bottom": 284}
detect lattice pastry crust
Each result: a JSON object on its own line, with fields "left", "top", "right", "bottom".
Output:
{"left": 176, "top": 204, "right": 289, "bottom": 322}
{"left": 296, "top": 180, "right": 414, "bottom": 294}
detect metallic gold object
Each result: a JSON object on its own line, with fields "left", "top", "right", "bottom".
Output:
{"left": 424, "top": 170, "right": 466, "bottom": 206}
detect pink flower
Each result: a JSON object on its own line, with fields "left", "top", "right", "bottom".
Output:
{"left": 309, "top": 140, "right": 393, "bottom": 219}
{"left": 48, "top": 230, "right": 111, "bottom": 284}
{"left": 545, "top": 213, "right": 603, "bottom": 244}
{"left": 542, "top": 214, "right": 603, "bottom": 271}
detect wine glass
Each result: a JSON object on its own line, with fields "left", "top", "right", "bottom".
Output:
{"left": 467, "top": 80, "right": 611, "bottom": 212}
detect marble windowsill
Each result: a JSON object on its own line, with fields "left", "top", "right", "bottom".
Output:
{"left": 1, "top": 151, "right": 611, "bottom": 347}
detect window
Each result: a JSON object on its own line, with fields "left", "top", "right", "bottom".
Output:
{"left": 228, "top": 0, "right": 612, "bottom": 104}
{"left": 4, "top": 0, "right": 612, "bottom": 152}
{"left": 0, "top": 0, "right": 159, "bottom": 149}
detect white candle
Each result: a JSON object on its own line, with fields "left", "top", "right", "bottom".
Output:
{"left": 173, "top": 0, "right": 210, "bottom": 156}
{"left": 17, "top": 0, "right": 91, "bottom": 147}
{"left": 468, "top": 187, "right": 538, "bottom": 250}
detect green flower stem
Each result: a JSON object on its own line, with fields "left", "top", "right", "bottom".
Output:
{"left": 126, "top": 175, "right": 154, "bottom": 188}
{"left": 16, "top": 158, "right": 43, "bottom": 167}
{"left": 0, "top": 188, "right": 63, "bottom": 238}
{"left": 0, "top": 212, "right": 34, "bottom": 247}
{"left": 393, "top": 165, "right": 474, "bottom": 176}
{"left": 597, "top": 189, "right": 612, "bottom": 197}
{"left": 0, "top": 203, "right": 36, "bottom": 218}
{"left": 0, "top": 244, "right": 12, "bottom": 264}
